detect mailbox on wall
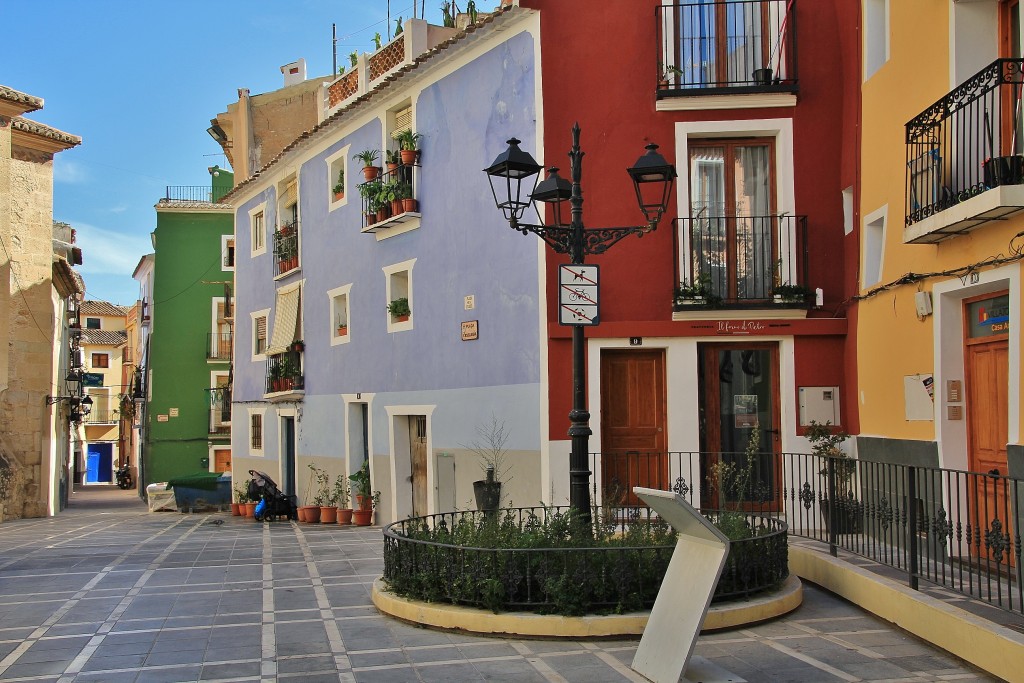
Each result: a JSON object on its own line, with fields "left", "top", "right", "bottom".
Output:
{"left": 799, "top": 386, "right": 840, "bottom": 426}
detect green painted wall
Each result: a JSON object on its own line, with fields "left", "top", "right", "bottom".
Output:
{"left": 144, "top": 207, "right": 233, "bottom": 487}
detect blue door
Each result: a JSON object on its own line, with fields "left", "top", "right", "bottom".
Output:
{"left": 85, "top": 444, "right": 113, "bottom": 483}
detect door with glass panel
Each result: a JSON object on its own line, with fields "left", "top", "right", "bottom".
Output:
{"left": 689, "top": 140, "right": 775, "bottom": 303}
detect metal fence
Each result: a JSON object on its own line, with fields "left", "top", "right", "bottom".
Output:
{"left": 589, "top": 450, "right": 1023, "bottom": 615}
{"left": 163, "top": 185, "right": 232, "bottom": 203}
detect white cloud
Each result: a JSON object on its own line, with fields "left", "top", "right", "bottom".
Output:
{"left": 53, "top": 159, "right": 88, "bottom": 184}
{"left": 109, "top": 205, "right": 128, "bottom": 214}
{"left": 71, "top": 222, "right": 151, "bottom": 276}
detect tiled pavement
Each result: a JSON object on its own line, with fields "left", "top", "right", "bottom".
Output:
{"left": 0, "top": 486, "right": 1002, "bottom": 682}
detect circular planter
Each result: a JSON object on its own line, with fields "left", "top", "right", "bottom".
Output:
{"left": 337, "top": 508, "right": 354, "bottom": 525}
{"left": 230, "top": 503, "right": 241, "bottom": 516}
{"left": 320, "top": 506, "right": 338, "bottom": 524}
{"left": 353, "top": 509, "right": 373, "bottom": 526}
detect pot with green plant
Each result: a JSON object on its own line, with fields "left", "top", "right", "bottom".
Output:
{"left": 394, "top": 179, "right": 416, "bottom": 213}
{"left": 359, "top": 178, "right": 382, "bottom": 224}
{"left": 334, "top": 474, "right": 352, "bottom": 524}
{"left": 772, "top": 282, "right": 812, "bottom": 305}
{"left": 299, "top": 464, "right": 323, "bottom": 523}
{"left": 806, "top": 420, "right": 861, "bottom": 534}
{"left": 312, "top": 465, "right": 337, "bottom": 523}
{"left": 674, "top": 272, "right": 719, "bottom": 307}
{"left": 464, "top": 415, "right": 511, "bottom": 514}
{"left": 276, "top": 356, "right": 296, "bottom": 392}
{"left": 387, "top": 297, "right": 410, "bottom": 323}
{"left": 332, "top": 168, "right": 345, "bottom": 201}
{"left": 376, "top": 180, "right": 395, "bottom": 220}
{"left": 396, "top": 129, "right": 423, "bottom": 165}
{"left": 354, "top": 149, "right": 380, "bottom": 181}
{"left": 385, "top": 149, "right": 400, "bottom": 174}
{"left": 349, "top": 460, "right": 372, "bottom": 511}
{"left": 232, "top": 485, "right": 248, "bottom": 516}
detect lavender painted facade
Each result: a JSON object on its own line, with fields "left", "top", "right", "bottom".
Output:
{"left": 230, "top": 21, "right": 544, "bottom": 523}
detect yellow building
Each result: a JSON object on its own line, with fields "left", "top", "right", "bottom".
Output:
{"left": 858, "top": 2, "right": 1021, "bottom": 487}
{"left": 78, "top": 300, "right": 127, "bottom": 484}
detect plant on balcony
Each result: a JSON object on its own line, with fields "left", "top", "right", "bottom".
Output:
{"left": 349, "top": 51, "right": 358, "bottom": 67}
{"left": 396, "top": 129, "right": 423, "bottom": 165}
{"left": 276, "top": 356, "right": 297, "bottom": 391}
{"left": 359, "top": 179, "right": 383, "bottom": 223}
{"left": 354, "top": 149, "right": 380, "bottom": 181}
{"left": 377, "top": 180, "right": 397, "bottom": 220}
{"left": 674, "top": 273, "right": 720, "bottom": 307}
{"left": 387, "top": 297, "right": 411, "bottom": 322}
{"left": 394, "top": 16, "right": 403, "bottom": 36}
{"left": 332, "top": 168, "right": 345, "bottom": 201}
{"left": 658, "top": 62, "right": 683, "bottom": 88}
{"left": 394, "top": 179, "right": 417, "bottom": 213}
{"left": 772, "top": 282, "right": 811, "bottom": 304}
{"left": 385, "top": 149, "right": 401, "bottom": 173}
{"left": 441, "top": 1, "right": 455, "bottom": 27}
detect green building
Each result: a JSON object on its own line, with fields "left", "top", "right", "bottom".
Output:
{"left": 142, "top": 171, "right": 234, "bottom": 489}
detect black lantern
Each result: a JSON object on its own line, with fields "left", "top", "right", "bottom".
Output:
{"left": 484, "top": 138, "right": 543, "bottom": 222}
{"left": 627, "top": 143, "right": 677, "bottom": 226}
{"left": 531, "top": 167, "right": 573, "bottom": 226}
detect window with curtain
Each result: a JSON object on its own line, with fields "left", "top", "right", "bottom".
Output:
{"left": 674, "top": 0, "right": 783, "bottom": 88}
{"left": 689, "top": 139, "right": 775, "bottom": 300}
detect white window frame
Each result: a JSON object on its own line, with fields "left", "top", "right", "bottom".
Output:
{"left": 210, "top": 370, "right": 231, "bottom": 435}
{"left": 328, "top": 283, "right": 353, "bottom": 346}
{"left": 248, "top": 407, "right": 266, "bottom": 456}
{"left": 862, "top": 205, "right": 887, "bottom": 289}
{"left": 864, "top": 0, "right": 890, "bottom": 81}
{"left": 221, "top": 234, "right": 235, "bottom": 271}
{"left": 251, "top": 308, "right": 270, "bottom": 361}
{"left": 326, "top": 144, "right": 351, "bottom": 211}
{"left": 383, "top": 259, "right": 416, "bottom": 333}
{"left": 674, "top": 118, "right": 795, "bottom": 288}
{"left": 249, "top": 202, "right": 267, "bottom": 257}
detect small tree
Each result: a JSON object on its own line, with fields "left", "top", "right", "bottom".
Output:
{"left": 463, "top": 415, "right": 512, "bottom": 484}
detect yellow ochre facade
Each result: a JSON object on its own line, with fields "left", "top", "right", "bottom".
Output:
{"left": 857, "top": 0, "right": 1021, "bottom": 480}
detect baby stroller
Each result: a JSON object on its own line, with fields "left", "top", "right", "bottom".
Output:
{"left": 247, "top": 470, "right": 298, "bottom": 521}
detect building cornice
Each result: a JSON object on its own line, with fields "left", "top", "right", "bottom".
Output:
{"left": 11, "top": 117, "right": 81, "bottom": 153}
{"left": 0, "top": 85, "right": 43, "bottom": 117}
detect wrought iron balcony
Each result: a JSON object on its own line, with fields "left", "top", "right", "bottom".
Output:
{"left": 207, "top": 386, "right": 231, "bottom": 435}
{"left": 674, "top": 214, "right": 808, "bottom": 309}
{"left": 656, "top": 0, "right": 798, "bottom": 96}
{"left": 264, "top": 350, "right": 304, "bottom": 397}
{"left": 83, "top": 409, "right": 117, "bottom": 424}
{"left": 273, "top": 221, "right": 300, "bottom": 277}
{"left": 163, "top": 185, "right": 232, "bottom": 203}
{"left": 207, "top": 332, "right": 232, "bottom": 361}
{"left": 358, "top": 163, "right": 421, "bottom": 233}
{"left": 906, "top": 58, "right": 1024, "bottom": 242}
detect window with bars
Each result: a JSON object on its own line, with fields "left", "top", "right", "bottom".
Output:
{"left": 250, "top": 413, "right": 263, "bottom": 451}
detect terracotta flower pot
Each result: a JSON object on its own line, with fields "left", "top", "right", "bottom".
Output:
{"left": 334, "top": 191, "right": 345, "bottom": 201}
{"left": 231, "top": 503, "right": 241, "bottom": 516}
{"left": 401, "top": 198, "right": 418, "bottom": 213}
{"left": 297, "top": 506, "right": 307, "bottom": 522}
{"left": 362, "top": 165, "right": 380, "bottom": 181}
{"left": 337, "top": 327, "right": 348, "bottom": 337}
{"left": 337, "top": 508, "right": 353, "bottom": 525}
{"left": 400, "top": 149, "right": 417, "bottom": 165}
{"left": 301, "top": 505, "right": 321, "bottom": 523}
{"left": 354, "top": 494, "right": 372, "bottom": 511}
{"left": 244, "top": 502, "right": 257, "bottom": 517}
{"left": 352, "top": 509, "right": 373, "bottom": 526}
{"left": 320, "top": 506, "right": 338, "bottom": 524}
{"left": 386, "top": 162, "right": 399, "bottom": 174}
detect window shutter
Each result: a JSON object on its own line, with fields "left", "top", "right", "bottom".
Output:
{"left": 283, "top": 178, "right": 298, "bottom": 206}
{"left": 391, "top": 106, "right": 412, "bottom": 138}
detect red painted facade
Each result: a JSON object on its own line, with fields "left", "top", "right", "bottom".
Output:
{"left": 521, "top": 0, "right": 861, "bottom": 443}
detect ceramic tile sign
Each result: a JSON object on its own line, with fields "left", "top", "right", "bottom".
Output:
{"left": 631, "top": 487, "right": 733, "bottom": 683}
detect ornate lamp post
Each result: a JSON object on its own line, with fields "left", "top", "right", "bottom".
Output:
{"left": 484, "top": 123, "right": 675, "bottom": 521}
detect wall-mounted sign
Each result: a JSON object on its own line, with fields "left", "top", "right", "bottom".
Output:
{"left": 169, "top": 408, "right": 179, "bottom": 417}
{"left": 558, "top": 264, "right": 599, "bottom": 326}
{"left": 81, "top": 372, "right": 103, "bottom": 387}
{"left": 967, "top": 293, "right": 1010, "bottom": 338}
{"left": 716, "top": 320, "right": 768, "bottom": 335}
{"left": 157, "top": 415, "right": 169, "bottom": 422}
{"left": 461, "top": 320, "right": 479, "bottom": 341}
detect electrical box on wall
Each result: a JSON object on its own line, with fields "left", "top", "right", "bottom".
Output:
{"left": 799, "top": 386, "right": 840, "bottom": 426}
{"left": 914, "top": 291, "right": 933, "bottom": 317}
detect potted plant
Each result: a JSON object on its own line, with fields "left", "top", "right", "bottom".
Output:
{"left": 396, "top": 129, "right": 423, "bottom": 165}
{"left": 349, "top": 461, "right": 372, "bottom": 511}
{"left": 276, "top": 356, "right": 296, "bottom": 391}
{"left": 354, "top": 149, "right": 380, "bottom": 181}
{"left": 674, "top": 273, "right": 715, "bottom": 306}
{"left": 336, "top": 321, "right": 348, "bottom": 337}
{"left": 359, "top": 179, "right": 382, "bottom": 224}
{"left": 394, "top": 179, "right": 417, "bottom": 213}
{"left": 807, "top": 420, "right": 861, "bottom": 534}
{"left": 300, "top": 464, "right": 322, "bottom": 523}
{"left": 332, "top": 168, "right": 345, "bottom": 201}
{"left": 232, "top": 486, "right": 247, "bottom": 516}
{"left": 334, "top": 474, "right": 352, "bottom": 524}
{"left": 291, "top": 339, "right": 305, "bottom": 353}
{"left": 464, "top": 416, "right": 511, "bottom": 514}
{"left": 772, "top": 282, "right": 812, "bottom": 304}
{"left": 387, "top": 297, "right": 411, "bottom": 322}
{"left": 376, "top": 181, "right": 394, "bottom": 220}
{"left": 385, "top": 149, "right": 401, "bottom": 174}
{"left": 313, "top": 466, "right": 337, "bottom": 524}
{"left": 659, "top": 63, "right": 683, "bottom": 88}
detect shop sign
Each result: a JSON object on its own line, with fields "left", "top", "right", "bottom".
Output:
{"left": 967, "top": 294, "right": 1010, "bottom": 338}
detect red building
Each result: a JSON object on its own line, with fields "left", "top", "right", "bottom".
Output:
{"left": 517, "top": 0, "right": 860, "bottom": 506}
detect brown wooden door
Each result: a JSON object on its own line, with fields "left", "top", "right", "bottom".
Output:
{"left": 600, "top": 350, "right": 667, "bottom": 506}
{"left": 410, "top": 416, "right": 428, "bottom": 517}
{"left": 699, "top": 343, "right": 782, "bottom": 510}
{"left": 213, "top": 449, "right": 231, "bottom": 473}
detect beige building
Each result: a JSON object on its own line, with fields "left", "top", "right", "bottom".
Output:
{"left": 78, "top": 300, "right": 127, "bottom": 484}
{"left": 1, "top": 84, "right": 82, "bottom": 518}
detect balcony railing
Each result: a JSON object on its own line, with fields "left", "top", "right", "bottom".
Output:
{"left": 273, "top": 221, "right": 300, "bottom": 277}
{"left": 264, "top": 350, "right": 304, "bottom": 396}
{"left": 358, "top": 163, "right": 421, "bottom": 232}
{"left": 906, "top": 58, "right": 1024, "bottom": 232}
{"left": 83, "top": 409, "right": 117, "bottom": 424}
{"left": 675, "top": 214, "right": 808, "bottom": 308}
{"left": 207, "top": 386, "right": 231, "bottom": 435}
{"left": 163, "top": 185, "right": 232, "bottom": 203}
{"left": 207, "top": 332, "right": 232, "bottom": 361}
{"left": 656, "top": 0, "right": 798, "bottom": 96}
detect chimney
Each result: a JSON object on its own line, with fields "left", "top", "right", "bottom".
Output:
{"left": 280, "top": 59, "right": 306, "bottom": 86}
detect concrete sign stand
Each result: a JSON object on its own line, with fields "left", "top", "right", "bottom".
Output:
{"left": 631, "top": 487, "right": 737, "bottom": 683}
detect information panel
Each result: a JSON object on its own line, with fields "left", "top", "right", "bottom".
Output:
{"left": 558, "top": 264, "right": 599, "bottom": 326}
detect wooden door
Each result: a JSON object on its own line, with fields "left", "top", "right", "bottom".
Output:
{"left": 600, "top": 350, "right": 667, "bottom": 506}
{"left": 410, "top": 415, "right": 428, "bottom": 517}
{"left": 964, "top": 291, "right": 1012, "bottom": 565}
{"left": 213, "top": 448, "right": 231, "bottom": 473}
{"left": 699, "top": 343, "right": 782, "bottom": 510}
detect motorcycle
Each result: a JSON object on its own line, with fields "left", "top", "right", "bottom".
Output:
{"left": 115, "top": 463, "right": 133, "bottom": 490}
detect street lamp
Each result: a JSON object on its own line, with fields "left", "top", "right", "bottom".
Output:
{"left": 484, "top": 123, "right": 675, "bottom": 521}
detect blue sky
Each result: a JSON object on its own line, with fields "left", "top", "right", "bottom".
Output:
{"left": 2, "top": 1, "right": 479, "bottom": 305}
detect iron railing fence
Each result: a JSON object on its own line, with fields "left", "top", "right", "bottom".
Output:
{"left": 382, "top": 506, "right": 788, "bottom": 612}
{"left": 206, "top": 386, "right": 231, "bottom": 435}
{"left": 656, "top": 0, "right": 798, "bottom": 96}
{"left": 82, "top": 409, "right": 116, "bottom": 424}
{"left": 589, "top": 450, "right": 1023, "bottom": 615}
{"left": 906, "top": 58, "right": 1024, "bottom": 226}
{"left": 163, "top": 185, "right": 232, "bottom": 203}
{"left": 264, "top": 350, "right": 304, "bottom": 395}
{"left": 206, "top": 332, "right": 232, "bottom": 361}
{"left": 273, "top": 222, "right": 300, "bottom": 277}
{"left": 357, "top": 163, "right": 419, "bottom": 230}
{"left": 674, "top": 214, "right": 808, "bottom": 307}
